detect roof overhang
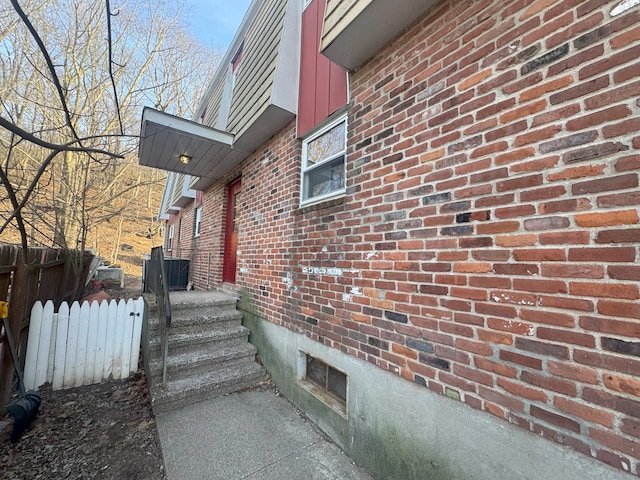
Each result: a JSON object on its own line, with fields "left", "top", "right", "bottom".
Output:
{"left": 321, "top": 0, "right": 438, "bottom": 71}
{"left": 190, "top": 104, "right": 295, "bottom": 191}
{"left": 172, "top": 194, "right": 195, "bottom": 208}
{"left": 138, "top": 107, "right": 249, "bottom": 180}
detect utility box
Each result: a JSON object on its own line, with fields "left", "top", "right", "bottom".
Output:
{"left": 143, "top": 257, "right": 189, "bottom": 292}
{"left": 95, "top": 266, "right": 124, "bottom": 287}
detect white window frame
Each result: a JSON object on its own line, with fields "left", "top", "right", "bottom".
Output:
{"left": 300, "top": 114, "right": 347, "bottom": 206}
{"left": 167, "top": 224, "right": 174, "bottom": 251}
{"left": 194, "top": 206, "right": 202, "bottom": 237}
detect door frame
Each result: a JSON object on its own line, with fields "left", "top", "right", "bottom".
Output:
{"left": 222, "top": 177, "right": 241, "bottom": 283}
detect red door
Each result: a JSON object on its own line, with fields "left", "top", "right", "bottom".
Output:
{"left": 223, "top": 178, "right": 241, "bottom": 283}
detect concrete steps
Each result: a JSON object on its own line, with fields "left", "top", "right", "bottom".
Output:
{"left": 143, "top": 291, "right": 266, "bottom": 414}
{"left": 151, "top": 363, "right": 266, "bottom": 414}
{"left": 149, "top": 342, "right": 258, "bottom": 384}
{"left": 150, "top": 309, "right": 242, "bottom": 332}
{"left": 148, "top": 324, "right": 251, "bottom": 355}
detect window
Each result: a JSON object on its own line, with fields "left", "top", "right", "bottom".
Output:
{"left": 177, "top": 218, "right": 182, "bottom": 241}
{"left": 166, "top": 224, "right": 174, "bottom": 251}
{"left": 231, "top": 42, "right": 243, "bottom": 72}
{"left": 194, "top": 206, "right": 202, "bottom": 237}
{"left": 301, "top": 116, "right": 347, "bottom": 205}
{"left": 298, "top": 352, "right": 347, "bottom": 415}
{"left": 230, "top": 42, "right": 243, "bottom": 91}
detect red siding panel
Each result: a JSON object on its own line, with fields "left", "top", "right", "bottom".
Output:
{"left": 297, "top": 0, "right": 319, "bottom": 137}
{"left": 314, "top": 3, "right": 331, "bottom": 128}
{"left": 329, "top": 61, "right": 348, "bottom": 115}
{"left": 297, "top": 0, "right": 347, "bottom": 137}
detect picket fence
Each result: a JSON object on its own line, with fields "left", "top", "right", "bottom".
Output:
{"left": 23, "top": 297, "right": 145, "bottom": 391}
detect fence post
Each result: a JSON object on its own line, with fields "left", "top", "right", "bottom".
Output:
{"left": 0, "top": 247, "right": 97, "bottom": 407}
{"left": 0, "top": 261, "right": 32, "bottom": 409}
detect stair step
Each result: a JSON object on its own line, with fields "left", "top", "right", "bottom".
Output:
{"left": 146, "top": 291, "right": 238, "bottom": 315}
{"left": 143, "top": 290, "right": 263, "bottom": 415}
{"left": 149, "top": 342, "right": 257, "bottom": 383}
{"left": 147, "top": 325, "right": 250, "bottom": 356}
{"left": 150, "top": 362, "right": 266, "bottom": 414}
{"left": 148, "top": 308, "right": 242, "bottom": 334}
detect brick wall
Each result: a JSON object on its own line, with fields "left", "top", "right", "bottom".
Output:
{"left": 193, "top": 185, "right": 226, "bottom": 288}
{"left": 167, "top": 184, "right": 228, "bottom": 289}
{"left": 340, "top": 0, "right": 639, "bottom": 473}
{"left": 181, "top": 0, "right": 640, "bottom": 475}
{"left": 238, "top": 123, "right": 301, "bottom": 324}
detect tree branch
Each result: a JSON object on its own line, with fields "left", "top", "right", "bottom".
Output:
{"left": 0, "top": 115, "right": 125, "bottom": 157}
{"left": 10, "top": 0, "right": 81, "bottom": 142}
{"left": 106, "top": 0, "right": 124, "bottom": 135}
{"left": 0, "top": 158, "right": 29, "bottom": 259}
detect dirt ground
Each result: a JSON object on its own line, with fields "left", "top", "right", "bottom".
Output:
{"left": 0, "top": 370, "right": 166, "bottom": 480}
{"left": 102, "top": 273, "right": 145, "bottom": 300}
{"left": 1, "top": 274, "right": 165, "bottom": 479}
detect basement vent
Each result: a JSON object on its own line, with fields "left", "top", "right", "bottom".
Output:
{"left": 298, "top": 352, "right": 347, "bottom": 416}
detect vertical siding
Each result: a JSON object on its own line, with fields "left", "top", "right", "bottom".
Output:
{"left": 189, "top": 175, "right": 199, "bottom": 191}
{"left": 297, "top": 0, "right": 347, "bottom": 137}
{"left": 227, "top": 0, "right": 287, "bottom": 137}
{"left": 328, "top": 52, "right": 348, "bottom": 114}
{"left": 297, "top": 0, "right": 321, "bottom": 136}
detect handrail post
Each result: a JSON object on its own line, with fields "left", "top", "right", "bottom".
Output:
{"left": 149, "top": 246, "right": 171, "bottom": 388}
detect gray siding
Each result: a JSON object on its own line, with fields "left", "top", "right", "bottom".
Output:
{"left": 159, "top": 172, "right": 179, "bottom": 215}
{"left": 168, "top": 173, "right": 185, "bottom": 208}
{"left": 203, "top": 78, "right": 226, "bottom": 129}
{"left": 321, "top": 0, "right": 369, "bottom": 52}
{"left": 227, "top": 0, "right": 287, "bottom": 137}
{"left": 162, "top": 172, "right": 195, "bottom": 214}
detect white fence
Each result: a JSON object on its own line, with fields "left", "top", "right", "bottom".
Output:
{"left": 23, "top": 297, "right": 145, "bottom": 391}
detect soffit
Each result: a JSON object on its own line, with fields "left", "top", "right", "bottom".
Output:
{"left": 138, "top": 107, "right": 249, "bottom": 180}
{"left": 321, "top": 0, "right": 438, "bottom": 71}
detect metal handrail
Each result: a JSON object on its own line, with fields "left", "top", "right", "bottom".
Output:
{"left": 149, "top": 246, "right": 171, "bottom": 387}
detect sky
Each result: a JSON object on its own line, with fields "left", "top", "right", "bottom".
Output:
{"left": 183, "top": 0, "right": 253, "bottom": 51}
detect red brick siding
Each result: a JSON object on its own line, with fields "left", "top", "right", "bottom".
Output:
{"left": 164, "top": 181, "right": 229, "bottom": 289}
{"left": 340, "top": 0, "right": 639, "bottom": 474}
{"left": 180, "top": 0, "right": 640, "bottom": 475}
{"left": 238, "top": 124, "right": 301, "bottom": 324}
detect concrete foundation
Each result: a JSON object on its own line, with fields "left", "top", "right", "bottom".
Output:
{"left": 242, "top": 310, "right": 632, "bottom": 480}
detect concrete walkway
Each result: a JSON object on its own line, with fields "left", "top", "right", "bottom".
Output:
{"left": 156, "top": 386, "right": 373, "bottom": 480}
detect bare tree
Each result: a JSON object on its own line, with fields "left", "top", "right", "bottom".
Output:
{"left": 0, "top": 0, "right": 221, "bottom": 258}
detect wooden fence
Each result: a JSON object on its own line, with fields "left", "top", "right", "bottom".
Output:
{"left": 0, "top": 244, "right": 95, "bottom": 407}
{"left": 23, "top": 297, "right": 145, "bottom": 391}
